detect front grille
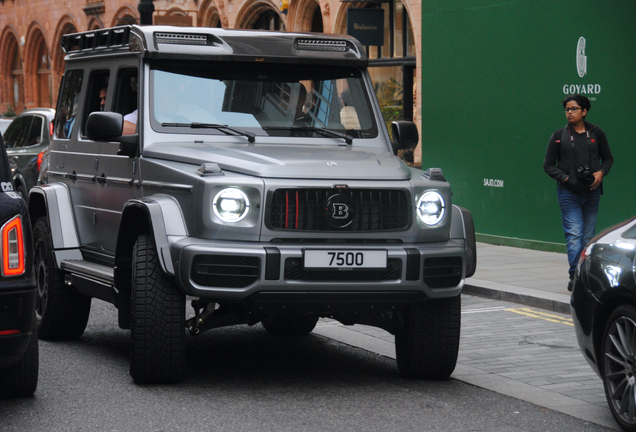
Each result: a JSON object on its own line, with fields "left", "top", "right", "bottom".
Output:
{"left": 268, "top": 188, "right": 410, "bottom": 231}
{"left": 191, "top": 255, "right": 260, "bottom": 288}
{"left": 284, "top": 258, "right": 402, "bottom": 282}
{"left": 423, "top": 257, "right": 462, "bottom": 288}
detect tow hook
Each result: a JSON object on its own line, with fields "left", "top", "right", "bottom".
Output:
{"left": 187, "top": 300, "right": 217, "bottom": 336}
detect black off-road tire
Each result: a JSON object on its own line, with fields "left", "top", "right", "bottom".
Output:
{"left": 33, "top": 217, "right": 91, "bottom": 340}
{"left": 130, "top": 235, "right": 185, "bottom": 384}
{"left": 262, "top": 314, "right": 319, "bottom": 336}
{"left": 395, "top": 295, "right": 461, "bottom": 380}
{"left": 0, "top": 320, "right": 38, "bottom": 398}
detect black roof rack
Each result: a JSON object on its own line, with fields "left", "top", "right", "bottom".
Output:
{"left": 61, "top": 26, "right": 131, "bottom": 53}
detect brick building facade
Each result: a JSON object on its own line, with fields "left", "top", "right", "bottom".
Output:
{"left": 0, "top": 0, "right": 421, "bottom": 161}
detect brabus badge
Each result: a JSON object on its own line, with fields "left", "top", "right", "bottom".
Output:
{"left": 324, "top": 193, "right": 354, "bottom": 228}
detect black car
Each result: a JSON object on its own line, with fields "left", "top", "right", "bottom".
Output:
{"left": 571, "top": 216, "right": 636, "bottom": 431}
{"left": 0, "top": 133, "right": 38, "bottom": 398}
{"left": 2, "top": 108, "right": 55, "bottom": 202}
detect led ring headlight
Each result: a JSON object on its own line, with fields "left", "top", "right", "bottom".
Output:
{"left": 417, "top": 191, "right": 445, "bottom": 225}
{"left": 213, "top": 188, "right": 250, "bottom": 223}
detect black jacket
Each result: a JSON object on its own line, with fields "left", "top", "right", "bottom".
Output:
{"left": 543, "top": 121, "right": 613, "bottom": 193}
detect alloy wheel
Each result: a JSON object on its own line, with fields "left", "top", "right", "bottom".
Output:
{"left": 604, "top": 314, "right": 636, "bottom": 428}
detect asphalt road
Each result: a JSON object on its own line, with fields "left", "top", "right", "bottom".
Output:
{"left": 0, "top": 299, "right": 616, "bottom": 432}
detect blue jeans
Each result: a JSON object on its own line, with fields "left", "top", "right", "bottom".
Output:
{"left": 557, "top": 185, "right": 601, "bottom": 277}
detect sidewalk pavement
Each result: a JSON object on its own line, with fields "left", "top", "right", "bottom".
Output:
{"left": 314, "top": 242, "right": 620, "bottom": 430}
{"left": 463, "top": 242, "right": 572, "bottom": 314}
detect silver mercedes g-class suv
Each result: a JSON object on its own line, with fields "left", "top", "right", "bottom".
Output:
{"left": 29, "top": 25, "right": 476, "bottom": 384}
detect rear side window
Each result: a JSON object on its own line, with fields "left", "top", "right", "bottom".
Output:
{"left": 55, "top": 69, "right": 83, "bottom": 139}
{"left": 3, "top": 116, "right": 32, "bottom": 148}
{"left": 26, "top": 116, "right": 43, "bottom": 146}
{"left": 81, "top": 70, "right": 110, "bottom": 137}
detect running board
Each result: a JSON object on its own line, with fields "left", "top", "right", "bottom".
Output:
{"left": 61, "top": 260, "right": 118, "bottom": 306}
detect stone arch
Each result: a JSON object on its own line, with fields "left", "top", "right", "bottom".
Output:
{"left": 288, "top": 0, "right": 322, "bottom": 32}
{"left": 199, "top": 0, "right": 225, "bottom": 28}
{"left": 111, "top": 6, "right": 139, "bottom": 27}
{"left": 87, "top": 16, "right": 104, "bottom": 31}
{"left": 23, "top": 21, "right": 51, "bottom": 109}
{"left": 51, "top": 16, "right": 79, "bottom": 108}
{"left": 334, "top": 2, "right": 360, "bottom": 35}
{"left": 235, "top": 0, "right": 286, "bottom": 30}
{"left": 399, "top": 0, "right": 419, "bottom": 57}
{"left": 0, "top": 26, "right": 23, "bottom": 114}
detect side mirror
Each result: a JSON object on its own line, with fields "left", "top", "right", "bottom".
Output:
{"left": 391, "top": 121, "right": 419, "bottom": 155}
{"left": 86, "top": 111, "right": 138, "bottom": 157}
{"left": 86, "top": 111, "right": 123, "bottom": 141}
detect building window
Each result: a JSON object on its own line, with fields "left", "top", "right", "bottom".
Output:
{"left": 36, "top": 41, "right": 52, "bottom": 107}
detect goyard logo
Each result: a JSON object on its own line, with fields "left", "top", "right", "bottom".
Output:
{"left": 563, "top": 36, "right": 600, "bottom": 97}
{"left": 576, "top": 37, "right": 587, "bottom": 78}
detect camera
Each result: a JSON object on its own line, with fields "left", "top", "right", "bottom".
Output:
{"left": 576, "top": 165, "right": 594, "bottom": 184}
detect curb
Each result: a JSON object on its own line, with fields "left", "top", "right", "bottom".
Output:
{"left": 463, "top": 278, "right": 571, "bottom": 314}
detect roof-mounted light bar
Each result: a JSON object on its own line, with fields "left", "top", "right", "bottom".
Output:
{"left": 155, "top": 33, "right": 208, "bottom": 46}
{"left": 295, "top": 39, "right": 348, "bottom": 52}
{"left": 61, "top": 26, "right": 132, "bottom": 54}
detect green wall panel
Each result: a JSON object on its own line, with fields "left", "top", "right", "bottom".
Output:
{"left": 421, "top": 0, "right": 636, "bottom": 250}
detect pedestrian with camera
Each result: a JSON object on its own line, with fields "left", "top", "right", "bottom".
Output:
{"left": 543, "top": 94, "right": 613, "bottom": 291}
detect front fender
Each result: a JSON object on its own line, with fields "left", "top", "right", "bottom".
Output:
{"left": 28, "top": 183, "right": 82, "bottom": 266}
{"left": 115, "top": 195, "right": 188, "bottom": 281}
{"left": 449, "top": 205, "right": 477, "bottom": 278}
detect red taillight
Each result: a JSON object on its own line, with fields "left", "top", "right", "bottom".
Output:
{"left": 37, "top": 151, "right": 44, "bottom": 172}
{"left": 0, "top": 330, "right": 21, "bottom": 336}
{"left": 49, "top": 121, "right": 54, "bottom": 137}
{"left": 1, "top": 216, "right": 26, "bottom": 276}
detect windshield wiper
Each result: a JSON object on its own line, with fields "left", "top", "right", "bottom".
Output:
{"left": 264, "top": 126, "right": 353, "bottom": 145}
{"left": 162, "top": 122, "right": 255, "bottom": 143}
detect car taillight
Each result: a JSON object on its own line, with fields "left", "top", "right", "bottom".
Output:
{"left": 1, "top": 215, "right": 26, "bottom": 276}
{"left": 37, "top": 151, "right": 44, "bottom": 172}
{"left": 0, "top": 330, "right": 21, "bottom": 336}
{"left": 579, "top": 244, "right": 594, "bottom": 263}
{"left": 49, "top": 121, "right": 54, "bottom": 137}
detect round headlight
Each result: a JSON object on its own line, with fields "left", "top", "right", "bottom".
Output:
{"left": 213, "top": 188, "right": 250, "bottom": 223}
{"left": 417, "top": 192, "right": 445, "bottom": 225}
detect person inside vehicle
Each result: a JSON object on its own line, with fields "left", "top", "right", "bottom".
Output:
{"left": 99, "top": 86, "right": 107, "bottom": 111}
{"left": 122, "top": 109, "right": 137, "bottom": 135}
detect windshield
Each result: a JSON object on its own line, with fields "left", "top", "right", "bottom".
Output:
{"left": 149, "top": 62, "right": 378, "bottom": 140}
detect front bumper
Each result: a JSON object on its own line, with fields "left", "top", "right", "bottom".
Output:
{"left": 171, "top": 237, "right": 468, "bottom": 302}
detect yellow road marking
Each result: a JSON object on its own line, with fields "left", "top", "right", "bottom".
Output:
{"left": 506, "top": 307, "right": 573, "bottom": 326}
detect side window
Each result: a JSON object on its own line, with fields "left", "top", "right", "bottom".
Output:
{"left": 114, "top": 68, "right": 139, "bottom": 132}
{"left": 26, "top": 116, "right": 43, "bottom": 146}
{"left": 3, "top": 116, "right": 32, "bottom": 148}
{"left": 55, "top": 70, "right": 83, "bottom": 139}
{"left": 81, "top": 70, "right": 110, "bottom": 137}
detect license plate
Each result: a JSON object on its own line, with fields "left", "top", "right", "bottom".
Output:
{"left": 304, "top": 250, "right": 387, "bottom": 269}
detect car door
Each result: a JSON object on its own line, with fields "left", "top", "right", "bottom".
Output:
{"left": 94, "top": 66, "right": 140, "bottom": 254}
{"left": 51, "top": 68, "right": 99, "bottom": 250}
